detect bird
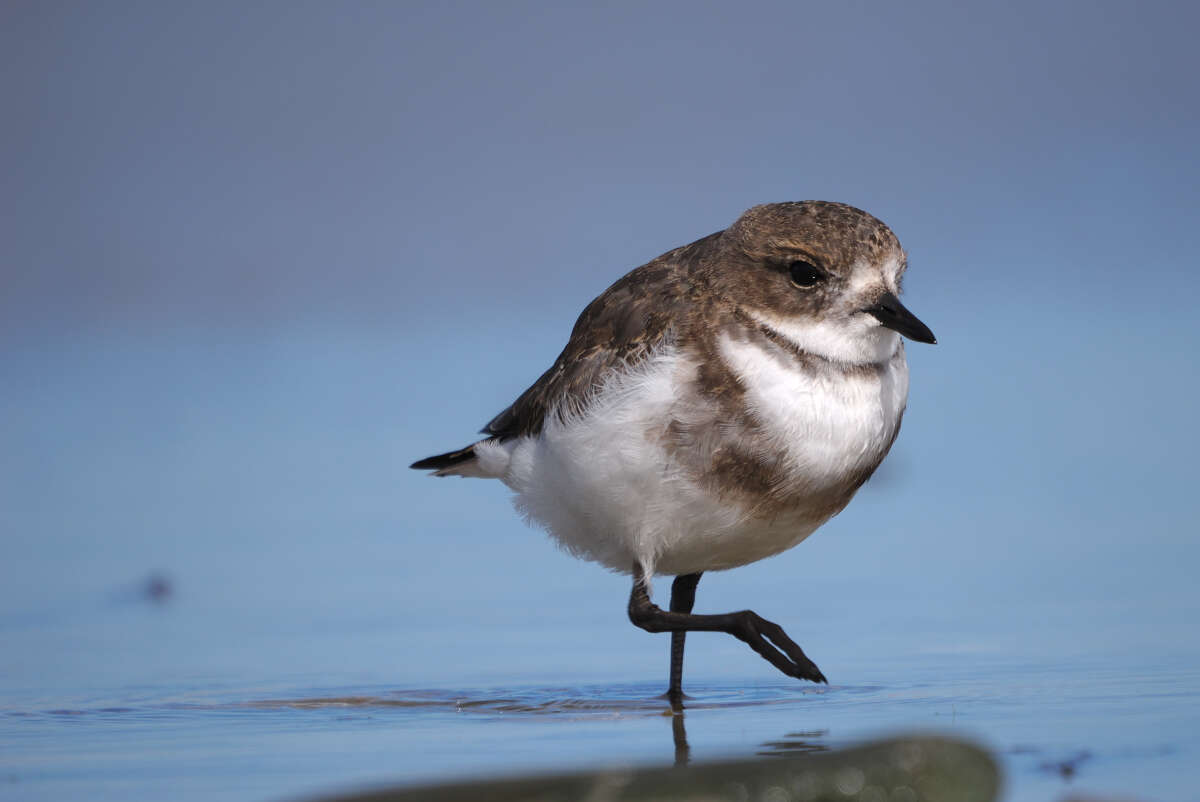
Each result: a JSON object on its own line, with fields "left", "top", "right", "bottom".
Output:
{"left": 412, "top": 201, "right": 936, "bottom": 704}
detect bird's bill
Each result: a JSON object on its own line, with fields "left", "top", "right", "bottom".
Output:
{"left": 865, "top": 292, "right": 937, "bottom": 344}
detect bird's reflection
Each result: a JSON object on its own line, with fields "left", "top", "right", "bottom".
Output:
{"left": 671, "top": 709, "right": 690, "bottom": 766}
{"left": 668, "top": 701, "right": 829, "bottom": 767}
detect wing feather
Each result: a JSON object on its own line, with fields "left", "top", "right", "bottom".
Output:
{"left": 482, "top": 233, "right": 719, "bottom": 441}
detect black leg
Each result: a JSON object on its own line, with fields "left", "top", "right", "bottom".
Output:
{"left": 667, "top": 572, "right": 702, "bottom": 707}
{"left": 627, "top": 564, "right": 827, "bottom": 685}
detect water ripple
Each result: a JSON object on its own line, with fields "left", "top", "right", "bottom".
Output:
{"left": 7, "top": 681, "right": 880, "bottom": 721}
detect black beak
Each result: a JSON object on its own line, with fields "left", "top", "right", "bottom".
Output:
{"left": 866, "top": 292, "right": 937, "bottom": 344}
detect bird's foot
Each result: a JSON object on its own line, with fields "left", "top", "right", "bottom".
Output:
{"left": 660, "top": 688, "right": 690, "bottom": 712}
{"left": 732, "top": 611, "right": 827, "bottom": 684}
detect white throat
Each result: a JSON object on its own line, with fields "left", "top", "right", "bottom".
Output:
{"left": 743, "top": 308, "right": 900, "bottom": 365}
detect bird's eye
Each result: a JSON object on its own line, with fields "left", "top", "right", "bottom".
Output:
{"left": 788, "top": 260, "right": 823, "bottom": 288}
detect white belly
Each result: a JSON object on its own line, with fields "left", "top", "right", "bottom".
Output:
{"left": 473, "top": 337, "right": 908, "bottom": 578}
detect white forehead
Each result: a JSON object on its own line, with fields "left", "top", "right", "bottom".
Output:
{"left": 848, "top": 253, "right": 905, "bottom": 295}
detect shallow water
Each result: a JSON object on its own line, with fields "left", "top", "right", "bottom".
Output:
{"left": 2, "top": 336, "right": 1198, "bottom": 801}
{"left": 3, "top": 658, "right": 1197, "bottom": 801}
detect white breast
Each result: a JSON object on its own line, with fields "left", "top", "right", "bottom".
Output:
{"left": 716, "top": 331, "right": 909, "bottom": 494}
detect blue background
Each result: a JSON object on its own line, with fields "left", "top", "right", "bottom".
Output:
{"left": 2, "top": 2, "right": 1198, "bottom": 800}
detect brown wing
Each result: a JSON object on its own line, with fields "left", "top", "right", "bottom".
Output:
{"left": 482, "top": 233, "right": 719, "bottom": 441}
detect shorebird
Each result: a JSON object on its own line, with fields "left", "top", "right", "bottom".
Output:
{"left": 413, "top": 201, "right": 936, "bottom": 703}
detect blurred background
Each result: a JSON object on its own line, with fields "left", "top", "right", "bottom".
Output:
{"left": 2, "top": 2, "right": 1198, "bottom": 800}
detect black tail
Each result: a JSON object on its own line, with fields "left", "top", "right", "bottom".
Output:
{"left": 410, "top": 445, "right": 476, "bottom": 471}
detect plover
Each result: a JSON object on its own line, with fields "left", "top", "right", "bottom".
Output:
{"left": 413, "top": 201, "right": 936, "bottom": 702}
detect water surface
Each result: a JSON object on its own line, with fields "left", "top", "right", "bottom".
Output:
{"left": 2, "top": 336, "right": 1197, "bottom": 801}
{"left": 3, "top": 649, "right": 1196, "bottom": 800}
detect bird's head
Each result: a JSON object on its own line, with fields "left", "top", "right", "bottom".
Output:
{"left": 711, "top": 201, "right": 936, "bottom": 364}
